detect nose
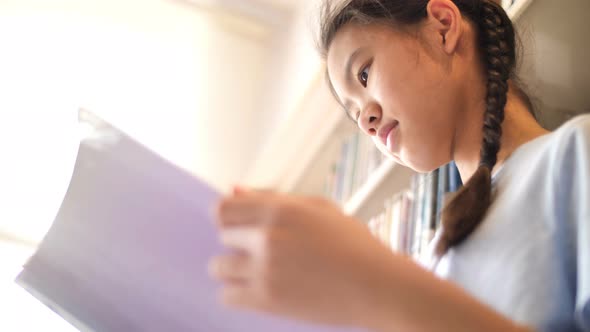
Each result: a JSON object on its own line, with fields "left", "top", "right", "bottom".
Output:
{"left": 358, "top": 101, "right": 381, "bottom": 136}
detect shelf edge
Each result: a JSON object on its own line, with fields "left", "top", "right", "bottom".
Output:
{"left": 343, "top": 158, "right": 397, "bottom": 216}
{"left": 507, "top": 0, "right": 535, "bottom": 21}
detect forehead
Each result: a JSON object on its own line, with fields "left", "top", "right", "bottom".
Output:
{"left": 328, "top": 23, "right": 410, "bottom": 76}
{"left": 326, "top": 23, "right": 404, "bottom": 99}
{"left": 326, "top": 23, "right": 379, "bottom": 81}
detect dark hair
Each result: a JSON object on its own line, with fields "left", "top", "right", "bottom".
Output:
{"left": 318, "top": 0, "right": 529, "bottom": 258}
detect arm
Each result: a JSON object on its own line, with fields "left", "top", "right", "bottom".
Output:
{"left": 211, "top": 190, "right": 533, "bottom": 332}
{"left": 365, "top": 253, "right": 532, "bottom": 332}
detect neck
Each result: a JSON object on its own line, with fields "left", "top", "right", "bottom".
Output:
{"left": 452, "top": 85, "right": 549, "bottom": 182}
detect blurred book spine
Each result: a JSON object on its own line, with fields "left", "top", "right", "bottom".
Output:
{"left": 367, "top": 163, "right": 462, "bottom": 262}
{"left": 325, "top": 132, "right": 464, "bottom": 262}
{"left": 325, "top": 132, "right": 385, "bottom": 204}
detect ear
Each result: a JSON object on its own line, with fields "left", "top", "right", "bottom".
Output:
{"left": 426, "top": 0, "right": 463, "bottom": 54}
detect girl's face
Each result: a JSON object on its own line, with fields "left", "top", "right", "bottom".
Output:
{"left": 327, "top": 20, "right": 475, "bottom": 172}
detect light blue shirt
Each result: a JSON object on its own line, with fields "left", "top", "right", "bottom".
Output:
{"left": 433, "top": 114, "right": 590, "bottom": 331}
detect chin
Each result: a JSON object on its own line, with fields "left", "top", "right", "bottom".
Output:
{"left": 402, "top": 147, "right": 452, "bottom": 173}
{"left": 402, "top": 157, "right": 443, "bottom": 174}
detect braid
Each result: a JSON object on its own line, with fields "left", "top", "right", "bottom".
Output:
{"left": 479, "top": 0, "right": 515, "bottom": 168}
{"left": 434, "top": 0, "right": 516, "bottom": 257}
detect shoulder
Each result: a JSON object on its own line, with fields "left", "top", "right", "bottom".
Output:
{"left": 549, "top": 115, "right": 590, "bottom": 330}
{"left": 544, "top": 114, "right": 590, "bottom": 177}
{"left": 548, "top": 113, "right": 590, "bottom": 150}
{"left": 498, "top": 114, "right": 590, "bottom": 182}
{"left": 515, "top": 114, "right": 590, "bottom": 176}
{"left": 492, "top": 114, "right": 590, "bottom": 224}
{"left": 555, "top": 113, "right": 590, "bottom": 133}
{"left": 522, "top": 113, "right": 590, "bottom": 187}
{"left": 539, "top": 114, "right": 590, "bottom": 227}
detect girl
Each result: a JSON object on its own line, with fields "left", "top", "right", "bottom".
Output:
{"left": 209, "top": 0, "right": 590, "bottom": 331}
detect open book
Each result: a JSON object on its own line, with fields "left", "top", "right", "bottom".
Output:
{"left": 16, "top": 110, "right": 363, "bottom": 332}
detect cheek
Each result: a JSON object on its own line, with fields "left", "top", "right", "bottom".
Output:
{"left": 400, "top": 95, "right": 457, "bottom": 171}
{"left": 382, "top": 74, "right": 457, "bottom": 171}
{"left": 373, "top": 49, "right": 460, "bottom": 171}
{"left": 399, "top": 127, "right": 452, "bottom": 172}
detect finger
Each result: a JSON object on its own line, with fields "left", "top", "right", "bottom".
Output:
{"left": 209, "top": 253, "right": 252, "bottom": 282}
{"left": 232, "top": 185, "right": 245, "bottom": 196}
{"left": 215, "top": 196, "right": 264, "bottom": 227}
{"left": 219, "top": 226, "right": 262, "bottom": 253}
{"left": 220, "top": 284, "right": 253, "bottom": 309}
{"left": 301, "top": 195, "right": 338, "bottom": 209}
{"left": 217, "top": 208, "right": 260, "bottom": 228}
{"left": 220, "top": 284, "right": 271, "bottom": 313}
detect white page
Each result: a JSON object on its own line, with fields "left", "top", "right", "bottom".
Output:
{"left": 16, "top": 109, "right": 364, "bottom": 332}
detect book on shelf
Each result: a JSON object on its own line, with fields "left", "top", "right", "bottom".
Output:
{"left": 448, "top": 160, "right": 462, "bottom": 192}
{"left": 420, "top": 168, "right": 438, "bottom": 260}
{"left": 325, "top": 132, "right": 465, "bottom": 261}
{"left": 325, "top": 132, "right": 385, "bottom": 204}
{"left": 435, "top": 163, "right": 449, "bottom": 229}
{"left": 366, "top": 163, "right": 462, "bottom": 262}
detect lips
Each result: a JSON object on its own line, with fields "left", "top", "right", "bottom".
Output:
{"left": 377, "top": 120, "right": 399, "bottom": 149}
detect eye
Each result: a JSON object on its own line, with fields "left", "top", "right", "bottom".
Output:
{"left": 358, "top": 64, "right": 370, "bottom": 87}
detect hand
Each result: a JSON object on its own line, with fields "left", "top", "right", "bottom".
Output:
{"left": 209, "top": 188, "right": 395, "bottom": 328}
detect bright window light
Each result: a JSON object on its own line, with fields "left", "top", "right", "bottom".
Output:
{"left": 0, "top": 1, "right": 210, "bottom": 329}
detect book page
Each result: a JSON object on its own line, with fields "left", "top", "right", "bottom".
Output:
{"left": 16, "top": 109, "right": 363, "bottom": 332}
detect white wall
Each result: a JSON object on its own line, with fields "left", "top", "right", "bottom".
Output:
{"left": 0, "top": 1, "right": 280, "bottom": 329}
{"left": 262, "top": 0, "right": 322, "bottom": 128}
{"left": 244, "top": 0, "right": 326, "bottom": 185}
{"left": 0, "top": 0, "right": 215, "bottom": 243}
{"left": 203, "top": 17, "right": 273, "bottom": 190}
{"left": 0, "top": 0, "right": 286, "bottom": 240}
{"left": 515, "top": 0, "right": 590, "bottom": 129}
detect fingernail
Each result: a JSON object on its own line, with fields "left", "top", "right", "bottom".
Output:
{"left": 233, "top": 185, "right": 246, "bottom": 195}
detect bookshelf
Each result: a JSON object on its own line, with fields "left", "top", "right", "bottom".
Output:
{"left": 505, "top": 0, "right": 534, "bottom": 20}
{"left": 284, "top": 0, "right": 589, "bottom": 218}
{"left": 343, "top": 159, "right": 396, "bottom": 216}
